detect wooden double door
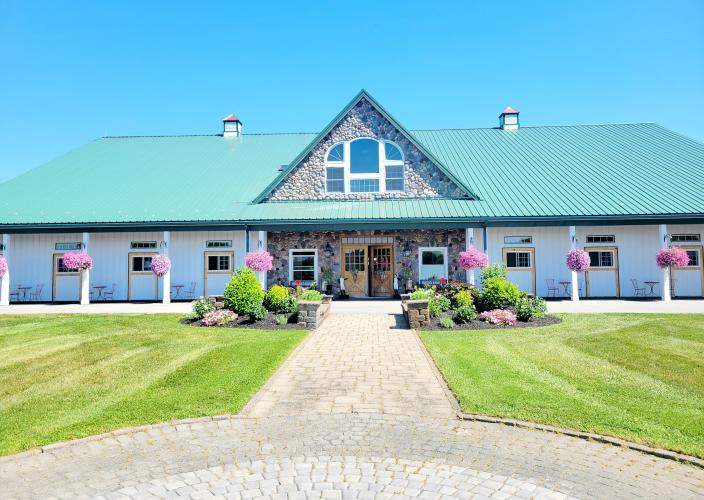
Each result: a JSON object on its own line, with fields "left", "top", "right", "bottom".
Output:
{"left": 342, "top": 243, "right": 394, "bottom": 297}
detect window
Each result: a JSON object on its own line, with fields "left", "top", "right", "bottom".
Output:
{"left": 505, "top": 251, "right": 531, "bottom": 268}
{"left": 345, "top": 248, "right": 366, "bottom": 273}
{"left": 422, "top": 251, "right": 445, "bottom": 265}
{"left": 504, "top": 236, "right": 532, "bottom": 244}
{"left": 56, "top": 257, "right": 76, "bottom": 273}
{"left": 55, "top": 242, "right": 82, "bottom": 251}
{"left": 589, "top": 250, "right": 614, "bottom": 268}
{"left": 671, "top": 234, "right": 701, "bottom": 243}
{"left": 132, "top": 256, "right": 153, "bottom": 272}
{"left": 586, "top": 235, "right": 615, "bottom": 243}
{"left": 290, "top": 250, "right": 317, "bottom": 283}
{"left": 418, "top": 247, "right": 448, "bottom": 282}
{"left": 324, "top": 139, "right": 404, "bottom": 194}
{"left": 207, "top": 255, "right": 231, "bottom": 271}
{"left": 131, "top": 241, "right": 157, "bottom": 249}
{"left": 685, "top": 250, "right": 700, "bottom": 267}
{"left": 206, "top": 240, "right": 232, "bottom": 248}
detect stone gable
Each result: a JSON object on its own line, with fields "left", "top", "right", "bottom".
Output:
{"left": 266, "top": 98, "right": 468, "bottom": 201}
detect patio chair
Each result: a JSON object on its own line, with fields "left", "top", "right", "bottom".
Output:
{"left": 102, "top": 283, "right": 117, "bottom": 301}
{"left": 545, "top": 279, "right": 559, "bottom": 297}
{"left": 9, "top": 288, "right": 19, "bottom": 302}
{"left": 181, "top": 281, "right": 196, "bottom": 299}
{"left": 631, "top": 279, "right": 645, "bottom": 297}
{"left": 29, "top": 284, "right": 44, "bottom": 301}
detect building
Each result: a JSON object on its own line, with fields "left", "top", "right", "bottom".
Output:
{"left": 0, "top": 90, "right": 703, "bottom": 305}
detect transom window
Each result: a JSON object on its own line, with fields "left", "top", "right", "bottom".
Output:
{"left": 131, "top": 241, "right": 157, "bottom": 249}
{"left": 325, "top": 139, "right": 404, "bottom": 194}
{"left": 586, "top": 235, "right": 615, "bottom": 243}
{"left": 206, "top": 240, "right": 233, "bottom": 248}
{"left": 505, "top": 251, "right": 532, "bottom": 268}
{"left": 671, "top": 234, "right": 701, "bottom": 243}
{"left": 289, "top": 250, "right": 317, "bottom": 284}
{"left": 504, "top": 236, "right": 532, "bottom": 244}
{"left": 589, "top": 250, "right": 614, "bottom": 268}
{"left": 55, "top": 242, "right": 82, "bottom": 251}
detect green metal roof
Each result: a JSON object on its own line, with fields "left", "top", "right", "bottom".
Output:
{"left": 0, "top": 117, "right": 703, "bottom": 230}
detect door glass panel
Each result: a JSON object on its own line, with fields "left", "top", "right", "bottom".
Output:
{"left": 345, "top": 249, "right": 366, "bottom": 273}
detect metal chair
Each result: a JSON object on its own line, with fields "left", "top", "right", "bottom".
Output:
{"left": 29, "top": 284, "right": 43, "bottom": 301}
{"left": 631, "top": 279, "right": 646, "bottom": 297}
{"left": 545, "top": 279, "right": 559, "bottom": 297}
{"left": 9, "top": 288, "right": 19, "bottom": 302}
{"left": 181, "top": 281, "right": 196, "bottom": 299}
{"left": 102, "top": 283, "right": 117, "bottom": 301}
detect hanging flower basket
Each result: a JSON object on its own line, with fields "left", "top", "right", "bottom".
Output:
{"left": 245, "top": 250, "right": 273, "bottom": 272}
{"left": 0, "top": 256, "right": 7, "bottom": 279}
{"left": 566, "top": 249, "right": 590, "bottom": 273}
{"left": 151, "top": 254, "right": 171, "bottom": 277}
{"left": 458, "top": 248, "right": 489, "bottom": 270}
{"left": 656, "top": 246, "right": 689, "bottom": 269}
{"left": 62, "top": 252, "right": 93, "bottom": 271}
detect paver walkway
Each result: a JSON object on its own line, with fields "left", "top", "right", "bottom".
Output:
{"left": 1, "top": 312, "right": 703, "bottom": 499}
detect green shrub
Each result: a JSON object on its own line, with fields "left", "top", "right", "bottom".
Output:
{"left": 454, "top": 304, "right": 477, "bottom": 324}
{"left": 480, "top": 263, "right": 507, "bottom": 286}
{"left": 453, "top": 289, "right": 474, "bottom": 308}
{"left": 192, "top": 297, "right": 215, "bottom": 319}
{"left": 264, "top": 285, "right": 291, "bottom": 312}
{"left": 248, "top": 303, "right": 267, "bottom": 322}
{"left": 275, "top": 314, "right": 288, "bottom": 326}
{"left": 410, "top": 288, "right": 434, "bottom": 300}
{"left": 428, "top": 295, "right": 451, "bottom": 317}
{"left": 515, "top": 296, "right": 547, "bottom": 321}
{"left": 438, "top": 315, "right": 455, "bottom": 329}
{"left": 440, "top": 281, "right": 476, "bottom": 306}
{"left": 223, "top": 267, "right": 265, "bottom": 315}
{"left": 280, "top": 295, "right": 298, "bottom": 313}
{"left": 300, "top": 289, "right": 324, "bottom": 302}
{"left": 480, "top": 277, "right": 524, "bottom": 310}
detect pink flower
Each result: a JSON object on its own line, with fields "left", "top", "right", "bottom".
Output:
{"left": 295, "top": 279, "right": 301, "bottom": 285}
{"left": 656, "top": 246, "right": 690, "bottom": 268}
{"left": 151, "top": 254, "right": 171, "bottom": 277}
{"left": 245, "top": 250, "right": 273, "bottom": 271}
{"left": 0, "top": 256, "right": 6, "bottom": 279}
{"left": 458, "top": 248, "right": 489, "bottom": 270}
{"left": 201, "top": 309, "right": 237, "bottom": 326}
{"left": 62, "top": 252, "right": 93, "bottom": 271}
{"left": 566, "top": 249, "right": 590, "bottom": 273}
{"left": 479, "top": 309, "right": 517, "bottom": 326}
{"left": 439, "top": 277, "right": 447, "bottom": 284}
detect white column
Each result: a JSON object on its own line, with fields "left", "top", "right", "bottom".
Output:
{"left": 80, "top": 232, "right": 90, "bottom": 305}
{"left": 465, "top": 228, "right": 475, "bottom": 286}
{"left": 257, "top": 230, "right": 267, "bottom": 290}
{"left": 659, "top": 224, "right": 671, "bottom": 301}
{"left": 569, "top": 226, "right": 579, "bottom": 302}
{"left": 162, "top": 231, "right": 171, "bottom": 304}
{"left": 0, "top": 234, "right": 10, "bottom": 306}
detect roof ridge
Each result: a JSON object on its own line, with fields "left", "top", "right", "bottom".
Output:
{"left": 410, "top": 122, "right": 656, "bottom": 132}
{"left": 101, "top": 131, "right": 318, "bottom": 139}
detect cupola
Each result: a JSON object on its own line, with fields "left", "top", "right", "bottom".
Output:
{"left": 499, "top": 106, "right": 520, "bottom": 130}
{"left": 223, "top": 114, "right": 243, "bottom": 137}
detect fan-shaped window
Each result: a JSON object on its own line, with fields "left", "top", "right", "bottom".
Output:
{"left": 350, "top": 139, "right": 379, "bottom": 174}
{"left": 385, "top": 143, "right": 402, "bottom": 161}
{"left": 324, "top": 139, "right": 405, "bottom": 194}
{"left": 327, "top": 143, "right": 344, "bottom": 162}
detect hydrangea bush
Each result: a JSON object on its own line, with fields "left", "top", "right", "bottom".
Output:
{"left": 479, "top": 309, "right": 517, "bottom": 326}
{"left": 201, "top": 309, "right": 237, "bottom": 326}
{"left": 151, "top": 254, "right": 171, "bottom": 277}
{"left": 245, "top": 250, "right": 273, "bottom": 271}
{"left": 458, "top": 248, "right": 489, "bottom": 270}
{"left": 0, "top": 256, "right": 7, "bottom": 279}
{"left": 656, "top": 247, "right": 690, "bottom": 268}
{"left": 62, "top": 252, "right": 93, "bottom": 271}
{"left": 566, "top": 249, "right": 590, "bottom": 273}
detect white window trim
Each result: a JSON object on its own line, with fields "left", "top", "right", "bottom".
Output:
{"left": 418, "top": 246, "right": 448, "bottom": 281}
{"left": 324, "top": 138, "right": 404, "bottom": 194}
{"left": 288, "top": 249, "right": 318, "bottom": 284}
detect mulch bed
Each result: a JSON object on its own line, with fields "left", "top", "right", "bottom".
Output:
{"left": 181, "top": 311, "right": 306, "bottom": 330}
{"left": 420, "top": 313, "right": 561, "bottom": 330}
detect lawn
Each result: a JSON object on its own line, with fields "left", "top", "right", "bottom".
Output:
{"left": 0, "top": 314, "right": 306, "bottom": 456}
{"left": 419, "top": 314, "right": 704, "bottom": 458}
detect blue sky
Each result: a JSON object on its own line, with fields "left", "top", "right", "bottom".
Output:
{"left": 1, "top": 0, "right": 702, "bottom": 183}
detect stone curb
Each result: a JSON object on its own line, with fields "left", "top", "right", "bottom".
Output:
{"left": 459, "top": 412, "right": 704, "bottom": 469}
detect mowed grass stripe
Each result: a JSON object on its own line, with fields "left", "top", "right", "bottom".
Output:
{"left": 419, "top": 314, "right": 704, "bottom": 458}
{"left": 0, "top": 314, "right": 306, "bottom": 456}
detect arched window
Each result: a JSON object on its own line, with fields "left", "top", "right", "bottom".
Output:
{"left": 325, "top": 139, "right": 404, "bottom": 194}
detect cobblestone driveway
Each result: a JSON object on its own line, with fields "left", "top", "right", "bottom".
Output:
{"left": 1, "top": 312, "right": 703, "bottom": 499}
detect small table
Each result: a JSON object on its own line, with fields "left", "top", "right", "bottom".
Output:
{"left": 643, "top": 281, "right": 659, "bottom": 297}
{"left": 171, "top": 284, "right": 184, "bottom": 299}
{"left": 17, "top": 286, "right": 32, "bottom": 301}
{"left": 92, "top": 285, "right": 107, "bottom": 300}
{"left": 558, "top": 281, "right": 571, "bottom": 296}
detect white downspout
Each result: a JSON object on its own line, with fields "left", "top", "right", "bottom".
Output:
{"left": 570, "top": 226, "right": 579, "bottom": 302}
{"left": 659, "top": 224, "right": 671, "bottom": 301}
{"left": 80, "top": 232, "right": 90, "bottom": 305}
{"left": 0, "top": 234, "right": 10, "bottom": 306}
{"left": 162, "top": 231, "right": 171, "bottom": 304}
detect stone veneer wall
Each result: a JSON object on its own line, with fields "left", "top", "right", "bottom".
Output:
{"left": 267, "top": 97, "right": 468, "bottom": 201}
{"left": 267, "top": 229, "right": 466, "bottom": 294}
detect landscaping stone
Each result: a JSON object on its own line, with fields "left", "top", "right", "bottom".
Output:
{"left": 403, "top": 299, "right": 431, "bottom": 329}
{"left": 297, "top": 300, "right": 331, "bottom": 329}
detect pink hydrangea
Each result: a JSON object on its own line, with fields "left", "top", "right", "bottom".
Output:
{"left": 458, "top": 248, "right": 489, "bottom": 270}
{"left": 566, "top": 249, "right": 590, "bottom": 273}
{"left": 656, "top": 246, "right": 690, "bottom": 268}
{"left": 479, "top": 309, "right": 517, "bottom": 326}
{"left": 0, "top": 256, "right": 7, "bottom": 278}
{"left": 62, "top": 252, "right": 93, "bottom": 271}
{"left": 245, "top": 250, "right": 273, "bottom": 271}
{"left": 151, "top": 254, "right": 171, "bottom": 277}
{"left": 201, "top": 309, "right": 237, "bottom": 326}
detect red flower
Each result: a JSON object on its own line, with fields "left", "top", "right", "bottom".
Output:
{"left": 439, "top": 277, "right": 447, "bottom": 284}
{"left": 295, "top": 279, "right": 301, "bottom": 285}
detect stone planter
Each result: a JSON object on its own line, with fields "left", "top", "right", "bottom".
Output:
{"left": 402, "top": 299, "right": 431, "bottom": 329}
{"left": 297, "top": 300, "right": 331, "bottom": 329}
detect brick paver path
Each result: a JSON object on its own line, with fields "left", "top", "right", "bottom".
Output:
{"left": 1, "top": 312, "right": 703, "bottom": 499}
